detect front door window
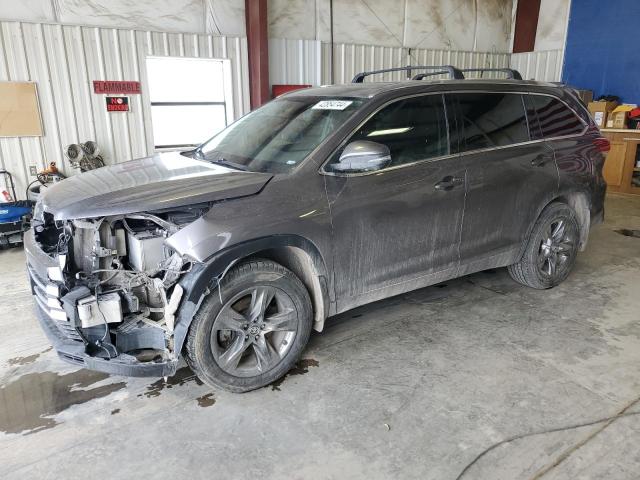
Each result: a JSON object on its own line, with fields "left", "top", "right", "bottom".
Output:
{"left": 325, "top": 94, "right": 449, "bottom": 173}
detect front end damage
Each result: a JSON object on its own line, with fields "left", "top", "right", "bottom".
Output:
{"left": 25, "top": 205, "right": 207, "bottom": 377}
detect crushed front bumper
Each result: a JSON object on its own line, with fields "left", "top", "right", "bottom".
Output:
{"left": 24, "top": 229, "right": 178, "bottom": 378}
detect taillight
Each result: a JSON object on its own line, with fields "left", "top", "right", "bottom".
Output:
{"left": 593, "top": 137, "right": 610, "bottom": 153}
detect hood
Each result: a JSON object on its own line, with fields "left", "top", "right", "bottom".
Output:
{"left": 42, "top": 152, "right": 273, "bottom": 220}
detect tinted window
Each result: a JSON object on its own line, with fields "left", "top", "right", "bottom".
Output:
{"left": 451, "top": 93, "right": 529, "bottom": 152}
{"left": 528, "top": 95, "right": 585, "bottom": 139}
{"left": 326, "top": 94, "right": 448, "bottom": 171}
{"left": 524, "top": 94, "right": 541, "bottom": 140}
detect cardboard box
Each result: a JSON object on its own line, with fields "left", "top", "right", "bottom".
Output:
{"left": 575, "top": 89, "right": 593, "bottom": 105}
{"left": 588, "top": 100, "right": 618, "bottom": 128}
{"left": 607, "top": 105, "right": 636, "bottom": 129}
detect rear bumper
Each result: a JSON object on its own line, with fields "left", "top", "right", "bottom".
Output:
{"left": 25, "top": 229, "right": 178, "bottom": 378}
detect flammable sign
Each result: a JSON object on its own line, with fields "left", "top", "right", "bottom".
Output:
{"left": 106, "top": 96, "right": 130, "bottom": 112}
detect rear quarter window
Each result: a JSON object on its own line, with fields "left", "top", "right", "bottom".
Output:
{"left": 527, "top": 95, "right": 585, "bottom": 140}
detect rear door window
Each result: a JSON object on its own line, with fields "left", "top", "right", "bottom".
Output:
{"left": 449, "top": 92, "right": 530, "bottom": 152}
{"left": 527, "top": 95, "right": 585, "bottom": 139}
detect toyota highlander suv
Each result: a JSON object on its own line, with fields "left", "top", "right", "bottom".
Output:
{"left": 25, "top": 66, "right": 608, "bottom": 392}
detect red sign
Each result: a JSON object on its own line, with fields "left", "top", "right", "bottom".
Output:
{"left": 106, "top": 96, "right": 130, "bottom": 112}
{"left": 272, "top": 84, "right": 311, "bottom": 98}
{"left": 94, "top": 80, "right": 140, "bottom": 94}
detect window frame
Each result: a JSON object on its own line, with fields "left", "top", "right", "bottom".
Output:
{"left": 320, "top": 90, "right": 589, "bottom": 177}
{"left": 447, "top": 92, "right": 532, "bottom": 153}
{"left": 146, "top": 56, "right": 234, "bottom": 150}
{"left": 320, "top": 92, "right": 455, "bottom": 177}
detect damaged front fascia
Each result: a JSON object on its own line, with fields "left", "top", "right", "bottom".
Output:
{"left": 43, "top": 209, "right": 204, "bottom": 363}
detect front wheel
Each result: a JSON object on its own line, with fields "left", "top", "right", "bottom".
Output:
{"left": 185, "top": 259, "right": 313, "bottom": 392}
{"left": 508, "top": 202, "right": 580, "bottom": 289}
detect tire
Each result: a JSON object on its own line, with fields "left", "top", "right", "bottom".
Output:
{"left": 185, "top": 259, "right": 313, "bottom": 392}
{"left": 508, "top": 202, "right": 581, "bottom": 289}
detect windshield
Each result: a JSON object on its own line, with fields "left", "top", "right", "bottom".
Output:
{"left": 196, "top": 96, "right": 365, "bottom": 173}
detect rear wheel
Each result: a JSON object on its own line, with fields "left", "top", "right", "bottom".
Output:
{"left": 185, "top": 259, "right": 312, "bottom": 392}
{"left": 508, "top": 203, "right": 580, "bottom": 289}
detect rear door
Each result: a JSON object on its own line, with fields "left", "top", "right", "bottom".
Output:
{"left": 447, "top": 91, "right": 559, "bottom": 274}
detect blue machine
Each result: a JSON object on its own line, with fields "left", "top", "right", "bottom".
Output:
{"left": 0, "top": 170, "right": 34, "bottom": 247}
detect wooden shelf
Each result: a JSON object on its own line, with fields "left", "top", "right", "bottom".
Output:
{"left": 602, "top": 131, "right": 640, "bottom": 195}
{"left": 601, "top": 128, "right": 640, "bottom": 134}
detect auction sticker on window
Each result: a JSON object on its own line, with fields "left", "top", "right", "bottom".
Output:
{"left": 312, "top": 100, "right": 353, "bottom": 110}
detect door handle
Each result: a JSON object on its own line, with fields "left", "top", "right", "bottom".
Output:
{"left": 435, "top": 175, "right": 465, "bottom": 191}
{"left": 531, "top": 154, "right": 553, "bottom": 167}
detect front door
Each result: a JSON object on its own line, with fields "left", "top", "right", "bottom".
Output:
{"left": 446, "top": 92, "right": 559, "bottom": 274}
{"left": 322, "top": 94, "right": 467, "bottom": 311}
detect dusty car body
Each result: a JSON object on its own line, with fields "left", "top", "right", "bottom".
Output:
{"left": 25, "top": 69, "right": 607, "bottom": 391}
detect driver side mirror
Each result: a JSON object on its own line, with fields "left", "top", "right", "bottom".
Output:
{"left": 331, "top": 140, "right": 391, "bottom": 173}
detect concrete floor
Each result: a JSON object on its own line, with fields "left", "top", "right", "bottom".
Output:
{"left": 1, "top": 194, "right": 639, "bottom": 480}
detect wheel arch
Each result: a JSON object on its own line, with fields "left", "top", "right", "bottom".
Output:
{"left": 516, "top": 190, "right": 592, "bottom": 262}
{"left": 173, "top": 235, "right": 331, "bottom": 356}
{"left": 552, "top": 191, "right": 591, "bottom": 250}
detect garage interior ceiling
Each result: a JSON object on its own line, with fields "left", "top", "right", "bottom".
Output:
{"left": 0, "top": 0, "right": 570, "bottom": 51}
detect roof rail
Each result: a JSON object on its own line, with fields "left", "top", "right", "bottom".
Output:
{"left": 351, "top": 65, "right": 465, "bottom": 83}
{"left": 459, "top": 68, "right": 523, "bottom": 80}
{"left": 412, "top": 71, "right": 459, "bottom": 80}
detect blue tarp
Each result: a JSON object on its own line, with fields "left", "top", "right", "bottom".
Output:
{"left": 563, "top": 0, "right": 640, "bottom": 103}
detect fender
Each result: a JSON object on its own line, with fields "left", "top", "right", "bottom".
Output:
{"left": 172, "top": 234, "right": 331, "bottom": 356}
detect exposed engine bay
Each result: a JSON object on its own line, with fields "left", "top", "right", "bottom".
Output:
{"left": 32, "top": 205, "right": 208, "bottom": 364}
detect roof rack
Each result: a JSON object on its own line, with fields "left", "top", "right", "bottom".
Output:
{"left": 351, "top": 65, "right": 465, "bottom": 83}
{"left": 412, "top": 71, "right": 459, "bottom": 80}
{"left": 351, "top": 66, "right": 525, "bottom": 83}
{"left": 459, "top": 68, "right": 523, "bottom": 80}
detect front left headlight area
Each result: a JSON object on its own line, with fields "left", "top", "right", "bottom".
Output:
{"left": 30, "top": 206, "right": 209, "bottom": 366}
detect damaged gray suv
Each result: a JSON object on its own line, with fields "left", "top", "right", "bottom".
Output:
{"left": 26, "top": 66, "right": 608, "bottom": 392}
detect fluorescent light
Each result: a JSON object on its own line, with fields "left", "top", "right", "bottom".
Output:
{"left": 367, "top": 127, "right": 413, "bottom": 137}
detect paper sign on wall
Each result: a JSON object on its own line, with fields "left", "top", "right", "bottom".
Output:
{"left": 0, "top": 82, "right": 43, "bottom": 137}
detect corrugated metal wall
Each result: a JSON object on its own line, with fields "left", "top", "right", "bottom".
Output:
{"left": 510, "top": 50, "right": 563, "bottom": 82}
{"left": 269, "top": 38, "right": 322, "bottom": 87}
{"left": 0, "top": 21, "right": 249, "bottom": 199}
{"left": 321, "top": 43, "right": 511, "bottom": 84}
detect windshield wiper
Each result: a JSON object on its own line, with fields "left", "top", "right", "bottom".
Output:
{"left": 210, "top": 157, "right": 248, "bottom": 171}
{"left": 181, "top": 146, "right": 204, "bottom": 159}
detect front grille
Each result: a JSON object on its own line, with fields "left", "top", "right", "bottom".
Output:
{"left": 27, "top": 262, "right": 82, "bottom": 343}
